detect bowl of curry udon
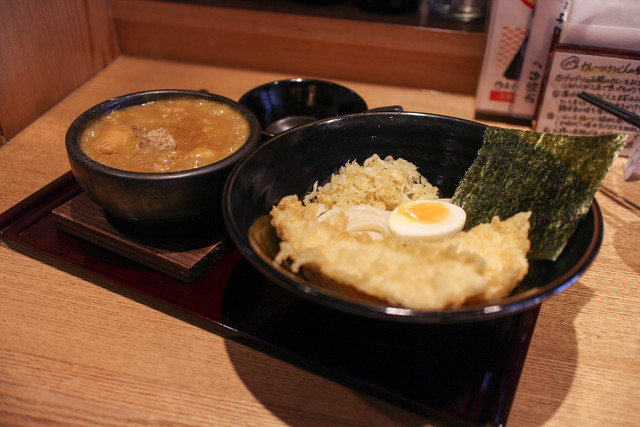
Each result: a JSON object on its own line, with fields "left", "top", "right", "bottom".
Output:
{"left": 66, "top": 89, "right": 261, "bottom": 234}
{"left": 222, "top": 111, "right": 603, "bottom": 323}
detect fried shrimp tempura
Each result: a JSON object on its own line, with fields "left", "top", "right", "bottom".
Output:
{"left": 271, "top": 196, "right": 531, "bottom": 310}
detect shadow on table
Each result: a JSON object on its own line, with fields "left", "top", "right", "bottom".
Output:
{"left": 221, "top": 257, "right": 549, "bottom": 427}
{"left": 220, "top": 260, "right": 441, "bottom": 427}
{"left": 598, "top": 185, "right": 640, "bottom": 274}
{"left": 224, "top": 338, "right": 429, "bottom": 427}
{"left": 509, "top": 280, "right": 593, "bottom": 426}
{"left": 614, "top": 221, "right": 640, "bottom": 274}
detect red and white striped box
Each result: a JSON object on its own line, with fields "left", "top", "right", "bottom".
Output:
{"left": 475, "top": 0, "right": 535, "bottom": 116}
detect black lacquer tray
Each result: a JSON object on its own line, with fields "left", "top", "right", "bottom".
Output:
{"left": 0, "top": 172, "right": 540, "bottom": 426}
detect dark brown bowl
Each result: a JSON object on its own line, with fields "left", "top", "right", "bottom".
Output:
{"left": 222, "top": 112, "right": 602, "bottom": 323}
{"left": 66, "top": 89, "right": 261, "bottom": 234}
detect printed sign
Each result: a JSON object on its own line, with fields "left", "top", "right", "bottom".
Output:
{"left": 535, "top": 47, "right": 640, "bottom": 158}
{"left": 474, "top": 0, "right": 535, "bottom": 115}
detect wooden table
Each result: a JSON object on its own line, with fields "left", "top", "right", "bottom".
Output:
{"left": 1, "top": 57, "right": 638, "bottom": 426}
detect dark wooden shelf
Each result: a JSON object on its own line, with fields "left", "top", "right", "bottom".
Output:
{"left": 158, "top": 0, "right": 487, "bottom": 33}
{"left": 114, "top": 0, "right": 487, "bottom": 95}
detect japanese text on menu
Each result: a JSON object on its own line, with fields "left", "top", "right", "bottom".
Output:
{"left": 535, "top": 50, "right": 640, "bottom": 156}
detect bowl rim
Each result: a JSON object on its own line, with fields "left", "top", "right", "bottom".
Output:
{"left": 66, "top": 89, "right": 262, "bottom": 179}
{"left": 222, "top": 111, "right": 603, "bottom": 323}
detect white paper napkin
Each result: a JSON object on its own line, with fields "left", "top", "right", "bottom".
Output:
{"left": 560, "top": 0, "right": 640, "bottom": 51}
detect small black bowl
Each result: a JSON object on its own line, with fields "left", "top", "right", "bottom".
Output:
{"left": 66, "top": 89, "right": 262, "bottom": 234}
{"left": 354, "top": 0, "right": 420, "bottom": 14}
{"left": 222, "top": 112, "right": 602, "bottom": 323}
{"left": 239, "top": 78, "right": 368, "bottom": 138}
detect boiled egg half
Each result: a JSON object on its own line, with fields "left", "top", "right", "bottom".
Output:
{"left": 388, "top": 199, "right": 466, "bottom": 243}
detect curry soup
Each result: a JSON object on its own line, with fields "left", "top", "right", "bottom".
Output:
{"left": 79, "top": 98, "right": 250, "bottom": 172}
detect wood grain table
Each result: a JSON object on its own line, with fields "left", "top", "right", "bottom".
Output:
{"left": 1, "top": 57, "right": 638, "bottom": 426}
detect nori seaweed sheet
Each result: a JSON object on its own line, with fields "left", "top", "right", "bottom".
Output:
{"left": 451, "top": 127, "right": 626, "bottom": 260}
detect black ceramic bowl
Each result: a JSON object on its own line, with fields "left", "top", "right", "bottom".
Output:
{"left": 239, "top": 78, "right": 368, "bottom": 138}
{"left": 66, "top": 89, "right": 261, "bottom": 233}
{"left": 222, "top": 112, "right": 602, "bottom": 323}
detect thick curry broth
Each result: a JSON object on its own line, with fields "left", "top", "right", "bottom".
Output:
{"left": 79, "top": 98, "right": 250, "bottom": 172}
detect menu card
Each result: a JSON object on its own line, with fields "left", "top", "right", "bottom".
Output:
{"left": 534, "top": 46, "right": 640, "bottom": 161}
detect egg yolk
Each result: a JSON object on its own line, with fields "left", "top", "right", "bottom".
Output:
{"left": 398, "top": 202, "right": 450, "bottom": 223}
{"left": 388, "top": 200, "right": 467, "bottom": 243}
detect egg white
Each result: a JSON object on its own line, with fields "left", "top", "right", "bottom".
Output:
{"left": 388, "top": 199, "right": 466, "bottom": 243}
{"left": 317, "top": 205, "right": 391, "bottom": 239}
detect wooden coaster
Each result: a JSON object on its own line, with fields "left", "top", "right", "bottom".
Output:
{"left": 52, "top": 193, "right": 231, "bottom": 283}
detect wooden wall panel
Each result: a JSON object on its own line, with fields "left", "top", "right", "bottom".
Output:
{"left": 0, "top": 0, "right": 485, "bottom": 143}
{"left": 0, "top": 0, "right": 119, "bottom": 143}
{"left": 111, "top": 0, "right": 485, "bottom": 95}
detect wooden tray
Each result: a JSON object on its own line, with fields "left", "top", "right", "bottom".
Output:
{"left": 0, "top": 172, "right": 541, "bottom": 427}
{"left": 52, "top": 193, "right": 230, "bottom": 283}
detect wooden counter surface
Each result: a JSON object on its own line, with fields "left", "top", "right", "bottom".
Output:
{"left": 1, "top": 57, "right": 638, "bottom": 426}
